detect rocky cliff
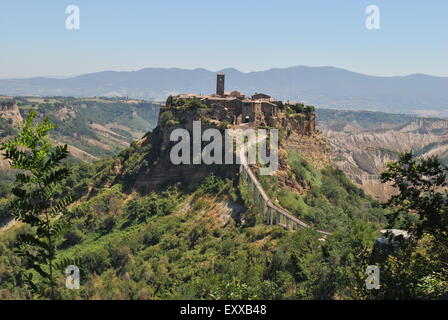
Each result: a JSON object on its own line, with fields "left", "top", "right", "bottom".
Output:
{"left": 108, "top": 105, "right": 239, "bottom": 195}
{"left": 0, "top": 101, "right": 22, "bottom": 126}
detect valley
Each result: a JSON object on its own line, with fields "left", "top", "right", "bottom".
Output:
{"left": 318, "top": 109, "right": 448, "bottom": 199}
{"left": 0, "top": 96, "right": 160, "bottom": 162}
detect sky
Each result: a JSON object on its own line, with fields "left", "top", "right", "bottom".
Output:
{"left": 0, "top": 0, "right": 447, "bottom": 79}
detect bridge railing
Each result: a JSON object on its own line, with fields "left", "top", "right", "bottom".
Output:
{"left": 239, "top": 163, "right": 331, "bottom": 236}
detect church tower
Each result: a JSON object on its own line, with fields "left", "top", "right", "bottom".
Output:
{"left": 216, "top": 73, "right": 225, "bottom": 97}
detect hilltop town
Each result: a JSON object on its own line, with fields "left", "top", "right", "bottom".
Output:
{"left": 165, "top": 74, "right": 317, "bottom": 135}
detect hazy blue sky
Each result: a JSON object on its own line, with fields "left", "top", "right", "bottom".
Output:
{"left": 0, "top": 0, "right": 447, "bottom": 78}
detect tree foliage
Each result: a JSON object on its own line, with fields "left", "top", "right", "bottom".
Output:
{"left": 0, "top": 111, "right": 73, "bottom": 298}
{"left": 377, "top": 152, "right": 448, "bottom": 299}
{"left": 381, "top": 152, "right": 448, "bottom": 241}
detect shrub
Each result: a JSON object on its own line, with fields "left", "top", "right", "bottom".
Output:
{"left": 61, "top": 229, "right": 85, "bottom": 248}
{"left": 159, "top": 110, "right": 176, "bottom": 126}
{"left": 124, "top": 187, "right": 181, "bottom": 223}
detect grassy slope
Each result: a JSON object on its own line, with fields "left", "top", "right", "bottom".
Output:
{"left": 257, "top": 151, "right": 387, "bottom": 232}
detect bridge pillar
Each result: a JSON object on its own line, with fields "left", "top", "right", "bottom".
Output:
{"left": 242, "top": 168, "right": 248, "bottom": 183}
{"left": 253, "top": 185, "right": 258, "bottom": 203}
{"left": 263, "top": 201, "right": 268, "bottom": 223}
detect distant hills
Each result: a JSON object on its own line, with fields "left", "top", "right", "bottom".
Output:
{"left": 0, "top": 97, "right": 160, "bottom": 163}
{"left": 1, "top": 66, "right": 447, "bottom": 117}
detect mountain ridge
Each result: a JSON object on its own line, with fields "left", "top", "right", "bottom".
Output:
{"left": 1, "top": 66, "right": 447, "bottom": 117}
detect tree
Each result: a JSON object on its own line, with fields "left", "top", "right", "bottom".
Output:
{"left": 381, "top": 152, "right": 447, "bottom": 241}
{"left": 166, "top": 95, "right": 174, "bottom": 106}
{"left": 292, "top": 103, "right": 304, "bottom": 113}
{"left": 0, "top": 111, "right": 73, "bottom": 299}
{"left": 303, "top": 105, "right": 315, "bottom": 114}
{"left": 378, "top": 152, "right": 448, "bottom": 299}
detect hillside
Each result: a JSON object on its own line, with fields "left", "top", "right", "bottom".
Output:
{"left": 0, "top": 178, "right": 382, "bottom": 300}
{"left": 1, "top": 66, "right": 448, "bottom": 117}
{"left": 0, "top": 96, "right": 160, "bottom": 205}
{"left": 0, "top": 96, "right": 160, "bottom": 162}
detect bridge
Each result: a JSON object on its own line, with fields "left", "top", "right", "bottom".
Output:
{"left": 233, "top": 125, "right": 331, "bottom": 236}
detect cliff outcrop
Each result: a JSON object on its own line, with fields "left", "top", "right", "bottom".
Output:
{"left": 0, "top": 101, "right": 22, "bottom": 126}
{"left": 108, "top": 101, "right": 322, "bottom": 195}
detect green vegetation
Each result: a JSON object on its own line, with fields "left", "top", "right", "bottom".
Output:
{"left": 14, "top": 97, "right": 160, "bottom": 159}
{"left": 0, "top": 171, "right": 382, "bottom": 300}
{"left": 284, "top": 103, "right": 315, "bottom": 116}
{"left": 259, "top": 151, "right": 386, "bottom": 232}
{"left": 0, "top": 117, "right": 17, "bottom": 138}
{"left": 159, "top": 110, "right": 179, "bottom": 127}
{"left": 371, "top": 152, "right": 448, "bottom": 299}
{"left": 381, "top": 152, "right": 447, "bottom": 239}
{"left": 0, "top": 112, "right": 73, "bottom": 298}
{"left": 166, "top": 96, "right": 208, "bottom": 110}
{"left": 1, "top": 143, "right": 445, "bottom": 299}
{"left": 0, "top": 106, "right": 446, "bottom": 300}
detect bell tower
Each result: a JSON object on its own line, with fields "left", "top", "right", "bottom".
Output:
{"left": 216, "top": 73, "right": 225, "bottom": 97}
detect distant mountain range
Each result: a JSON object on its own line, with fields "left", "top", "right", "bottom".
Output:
{"left": 1, "top": 66, "right": 447, "bottom": 117}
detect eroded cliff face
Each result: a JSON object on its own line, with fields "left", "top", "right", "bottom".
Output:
{"left": 0, "top": 102, "right": 22, "bottom": 126}
{"left": 0, "top": 102, "right": 22, "bottom": 173}
{"left": 284, "top": 131, "right": 332, "bottom": 170}
{"left": 268, "top": 113, "right": 317, "bottom": 136}
{"left": 321, "top": 118, "right": 448, "bottom": 200}
{"left": 267, "top": 131, "right": 333, "bottom": 196}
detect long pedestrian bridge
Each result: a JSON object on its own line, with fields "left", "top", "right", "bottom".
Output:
{"left": 233, "top": 125, "right": 331, "bottom": 236}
